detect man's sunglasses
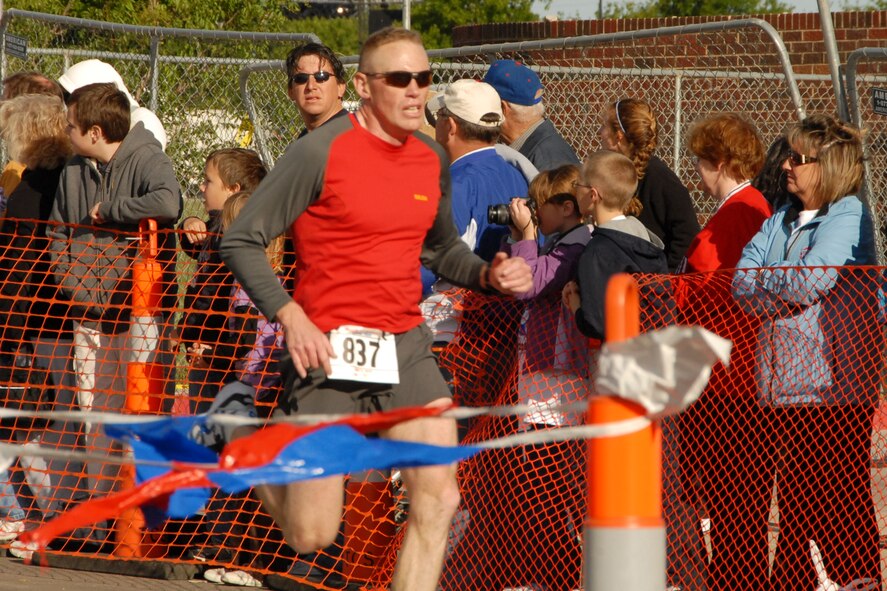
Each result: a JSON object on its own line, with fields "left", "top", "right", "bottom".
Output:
{"left": 362, "top": 70, "right": 433, "bottom": 88}
{"left": 787, "top": 150, "right": 818, "bottom": 167}
{"left": 289, "top": 71, "right": 334, "bottom": 85}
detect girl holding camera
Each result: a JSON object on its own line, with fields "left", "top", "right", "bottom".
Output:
{"left": 495, "top": 163, "right": 590, "bottom": 591}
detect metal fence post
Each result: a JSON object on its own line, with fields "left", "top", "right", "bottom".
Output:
{"left": 845, "top": 47, "right": 887, "bottom": 266}
{"left": 0, "top": 11, "right": 9, "bottom": 101}
{"left": 672, "top": 72, "right": 683, "bottom": 172}
{"left": 148, "top": 35, "right": 160, "bottom": 113}
{"left": 817, "top": 0, "right": 849, "bottom": 122}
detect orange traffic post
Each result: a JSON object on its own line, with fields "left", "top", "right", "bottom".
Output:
{"left": 114, "top": 219, "right": 162, "bottom": 558}
{"left": 126, "top": 219, "right": 162, "bottom": 414}
{"left": 584, "top": 273, "right": 665, "bottom": 590}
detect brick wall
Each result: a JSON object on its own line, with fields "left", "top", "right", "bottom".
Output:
{"left": 453, "top": 11, "right": 887, "bottom": 75}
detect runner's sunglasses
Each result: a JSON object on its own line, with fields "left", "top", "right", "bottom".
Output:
{"left": 289, "top": 71, "right": 333, "bottom": 85}
{"left": 362, "top": 70, "right": 433, "bottom": 88}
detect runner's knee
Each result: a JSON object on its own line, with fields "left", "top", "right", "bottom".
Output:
{"left": 281, "top": 519, "right": 339, "bottom": 554}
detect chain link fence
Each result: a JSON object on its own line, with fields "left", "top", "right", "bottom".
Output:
{"left": 242, "top": 18, "right": 806, "bottom": 224}
{"left": 0, "top": 12, "right": 816, "bottom": 224}
{"left": 847, "top": 48, "right": 887, "bottom": 263}
{"left": 0, "top": 9, "right": 318, "bottom": 200}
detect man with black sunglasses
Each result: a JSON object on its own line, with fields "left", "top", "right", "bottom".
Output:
{"left": 286, "top": 42, "right": 349, "bottom": 136}
{"left": 222, "top": 27, "right": 533, "bottom": 591}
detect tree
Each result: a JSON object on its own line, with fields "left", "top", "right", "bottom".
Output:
{"left": 840, "top": 0, "right": 887, "bottom": 8}
{"left": 281, "top": 17, "right": 359, "bottom": 55}
{"left": 411, "top": 0, "right": 538, "bottom": 48}
{"left": 604, "top": 0, "right": 790, "bottom": 17}
{"left": 8, "top": 0, "right": 289, "bottom": 33}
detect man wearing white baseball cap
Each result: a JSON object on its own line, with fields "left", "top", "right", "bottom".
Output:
{"left": 420, "top": 79, "right": 530, "bottom": 343}
{"left": 428, "top": 79, "right": 528, "bottom": 262}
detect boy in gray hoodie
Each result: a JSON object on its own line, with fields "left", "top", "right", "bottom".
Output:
{"left": 47, "top": 82, "right": 181, "bottom": 498}
{"left": 563, "top": 149, "right": 668, "bottom": 340}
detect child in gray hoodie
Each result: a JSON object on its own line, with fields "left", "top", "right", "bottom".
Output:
{"left": 563, "top": 149, "right": 668, "bottom": 340}
{"left": 47, "top": 82, "right": 181, "bottom": 501}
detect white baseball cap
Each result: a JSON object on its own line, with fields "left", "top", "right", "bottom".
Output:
{"left": 427, "top": 79, "right": 503, "bottom": 128}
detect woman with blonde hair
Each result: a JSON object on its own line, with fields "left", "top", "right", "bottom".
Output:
{"left": 0, "top": 92, "right": 73, "bottom": 347}
{"left": 0, "top": 93, "right": 73, "bottom": 545}
{"left": 733, "top": 114, "right": 880, "bottom": 590}
{"left": 598, "top": 98, "right": 699, "bottom": 270}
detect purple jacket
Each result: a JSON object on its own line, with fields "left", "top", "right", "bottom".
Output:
{"left": 501, "top": 225, "right": 593, "bottom": 426}
{"left": 502, "top": 224, "right": 591, "bottom": 300}
{"left": 229, "top": 282, "right": 283, "bottom": 398}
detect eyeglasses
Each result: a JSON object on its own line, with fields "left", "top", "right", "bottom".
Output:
{"left": 572, "top": 181, "right": 593, "bottom": 190}
{"left": 429, "top": 107, "right": 451, "bottom": 126}
{"left": 787, "top": 150, "right": 818, "bottom": 167}
{"left": 362, "top": 70, "right": 433, "bottom": 88}
{"left": 289, "top": 71, "right": 333, "bottom": 85}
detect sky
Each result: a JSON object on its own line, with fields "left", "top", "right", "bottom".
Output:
{"left": 532, "top": 0, "right": 822, "bottom": 19}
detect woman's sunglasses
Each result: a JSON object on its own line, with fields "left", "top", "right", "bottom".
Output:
{"left": 362, "top": 70, "right": 433, "bottom": 88}
{"left": 787, "top": 150, "right": 818, "bottom": 167}
{"left": 289, "top": 71, "right": 333, "bottom": 85}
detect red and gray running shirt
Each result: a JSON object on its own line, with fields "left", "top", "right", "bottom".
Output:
{"left": 221, "top": 113, "right": 484, "bottom": 334}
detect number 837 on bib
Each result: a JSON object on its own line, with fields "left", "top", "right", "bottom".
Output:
{"left": 327, "top": 325, "right": 400, "bottom": 384}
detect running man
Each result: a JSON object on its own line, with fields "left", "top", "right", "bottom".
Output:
{"left": 220, "top": 27, "right": 533, "bottom": 591}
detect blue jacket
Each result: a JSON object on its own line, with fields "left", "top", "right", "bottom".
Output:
{"left": 732, "top": 195, "right": 880, "bottom": 406}
{"left": 421, "top": 147, "right": 529, "bottom": 294}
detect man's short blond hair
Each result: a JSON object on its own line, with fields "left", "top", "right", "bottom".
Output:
{"left": 583, "top": 150, "right": 638, "bottom": 211}
{"left": 358, "top": 27, "right": 424, "bottom": 71}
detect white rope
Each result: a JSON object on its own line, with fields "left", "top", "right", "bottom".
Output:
{"left": 0, "top": 410, "right": 652, "bottom": 472}
{"left": 0, "top": 400, "right": 595, "bottom": 427}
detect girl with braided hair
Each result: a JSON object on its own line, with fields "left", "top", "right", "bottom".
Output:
{"left": 598, "top": 98, "right": 700, "bottom": 271}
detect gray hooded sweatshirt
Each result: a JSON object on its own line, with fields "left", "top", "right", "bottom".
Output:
{"left": 47, "top": 122, "right": 181, "bottom": 328}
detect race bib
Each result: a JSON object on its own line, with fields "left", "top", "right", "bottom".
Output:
{"left": 327, "top": 325, "right": 399, "bottom": 384}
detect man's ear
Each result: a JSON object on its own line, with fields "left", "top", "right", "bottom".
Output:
{"left": 353, "top": 73, "right": 371, "bottom": 101}
{"left": 447, "top": 116, "right": 458, "bottom": 138}
{"left": 89, "top": 125, "right": 102, "bottom": 144}
{"left": 229, "top": 182, "right": 242, "bottom": 194}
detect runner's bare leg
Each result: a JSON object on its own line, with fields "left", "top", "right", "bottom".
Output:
{"left": 233, "top": 425, "right": 345, "bottom": 552}
{"left": 383, "top": 398, "right": 460, "bottom": 591}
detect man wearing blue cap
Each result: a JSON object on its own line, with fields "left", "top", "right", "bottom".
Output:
{"left": 483, "top": 59, "right": 580, "bottom": 172}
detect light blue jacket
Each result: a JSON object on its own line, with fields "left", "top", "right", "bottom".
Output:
{"left": 732, "top": 195, "right": 879, "bottom": 406}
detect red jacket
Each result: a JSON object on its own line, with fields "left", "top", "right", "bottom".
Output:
{"left": 683, "top": 183, "right": 771, "bottom": 273}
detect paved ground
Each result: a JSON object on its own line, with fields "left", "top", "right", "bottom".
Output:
{"left": 0, "top": 553, "right": 216, "bottom": 591}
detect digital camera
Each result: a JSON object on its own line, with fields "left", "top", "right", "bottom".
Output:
{"left": 487, "top": 197, "right": 536, "bottom": 226}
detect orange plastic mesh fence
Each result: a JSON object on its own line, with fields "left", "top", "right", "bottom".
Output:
{"left": 1, "top": 221, "right": 886, "bottom": 591}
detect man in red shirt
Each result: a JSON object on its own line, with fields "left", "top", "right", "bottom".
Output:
{"left": 221, "top": 27, "right": 532, "bottom": 591}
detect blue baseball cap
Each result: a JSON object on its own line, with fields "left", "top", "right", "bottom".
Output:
{"left": 483, "top": 59, "right": 543, "bottom": 106}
